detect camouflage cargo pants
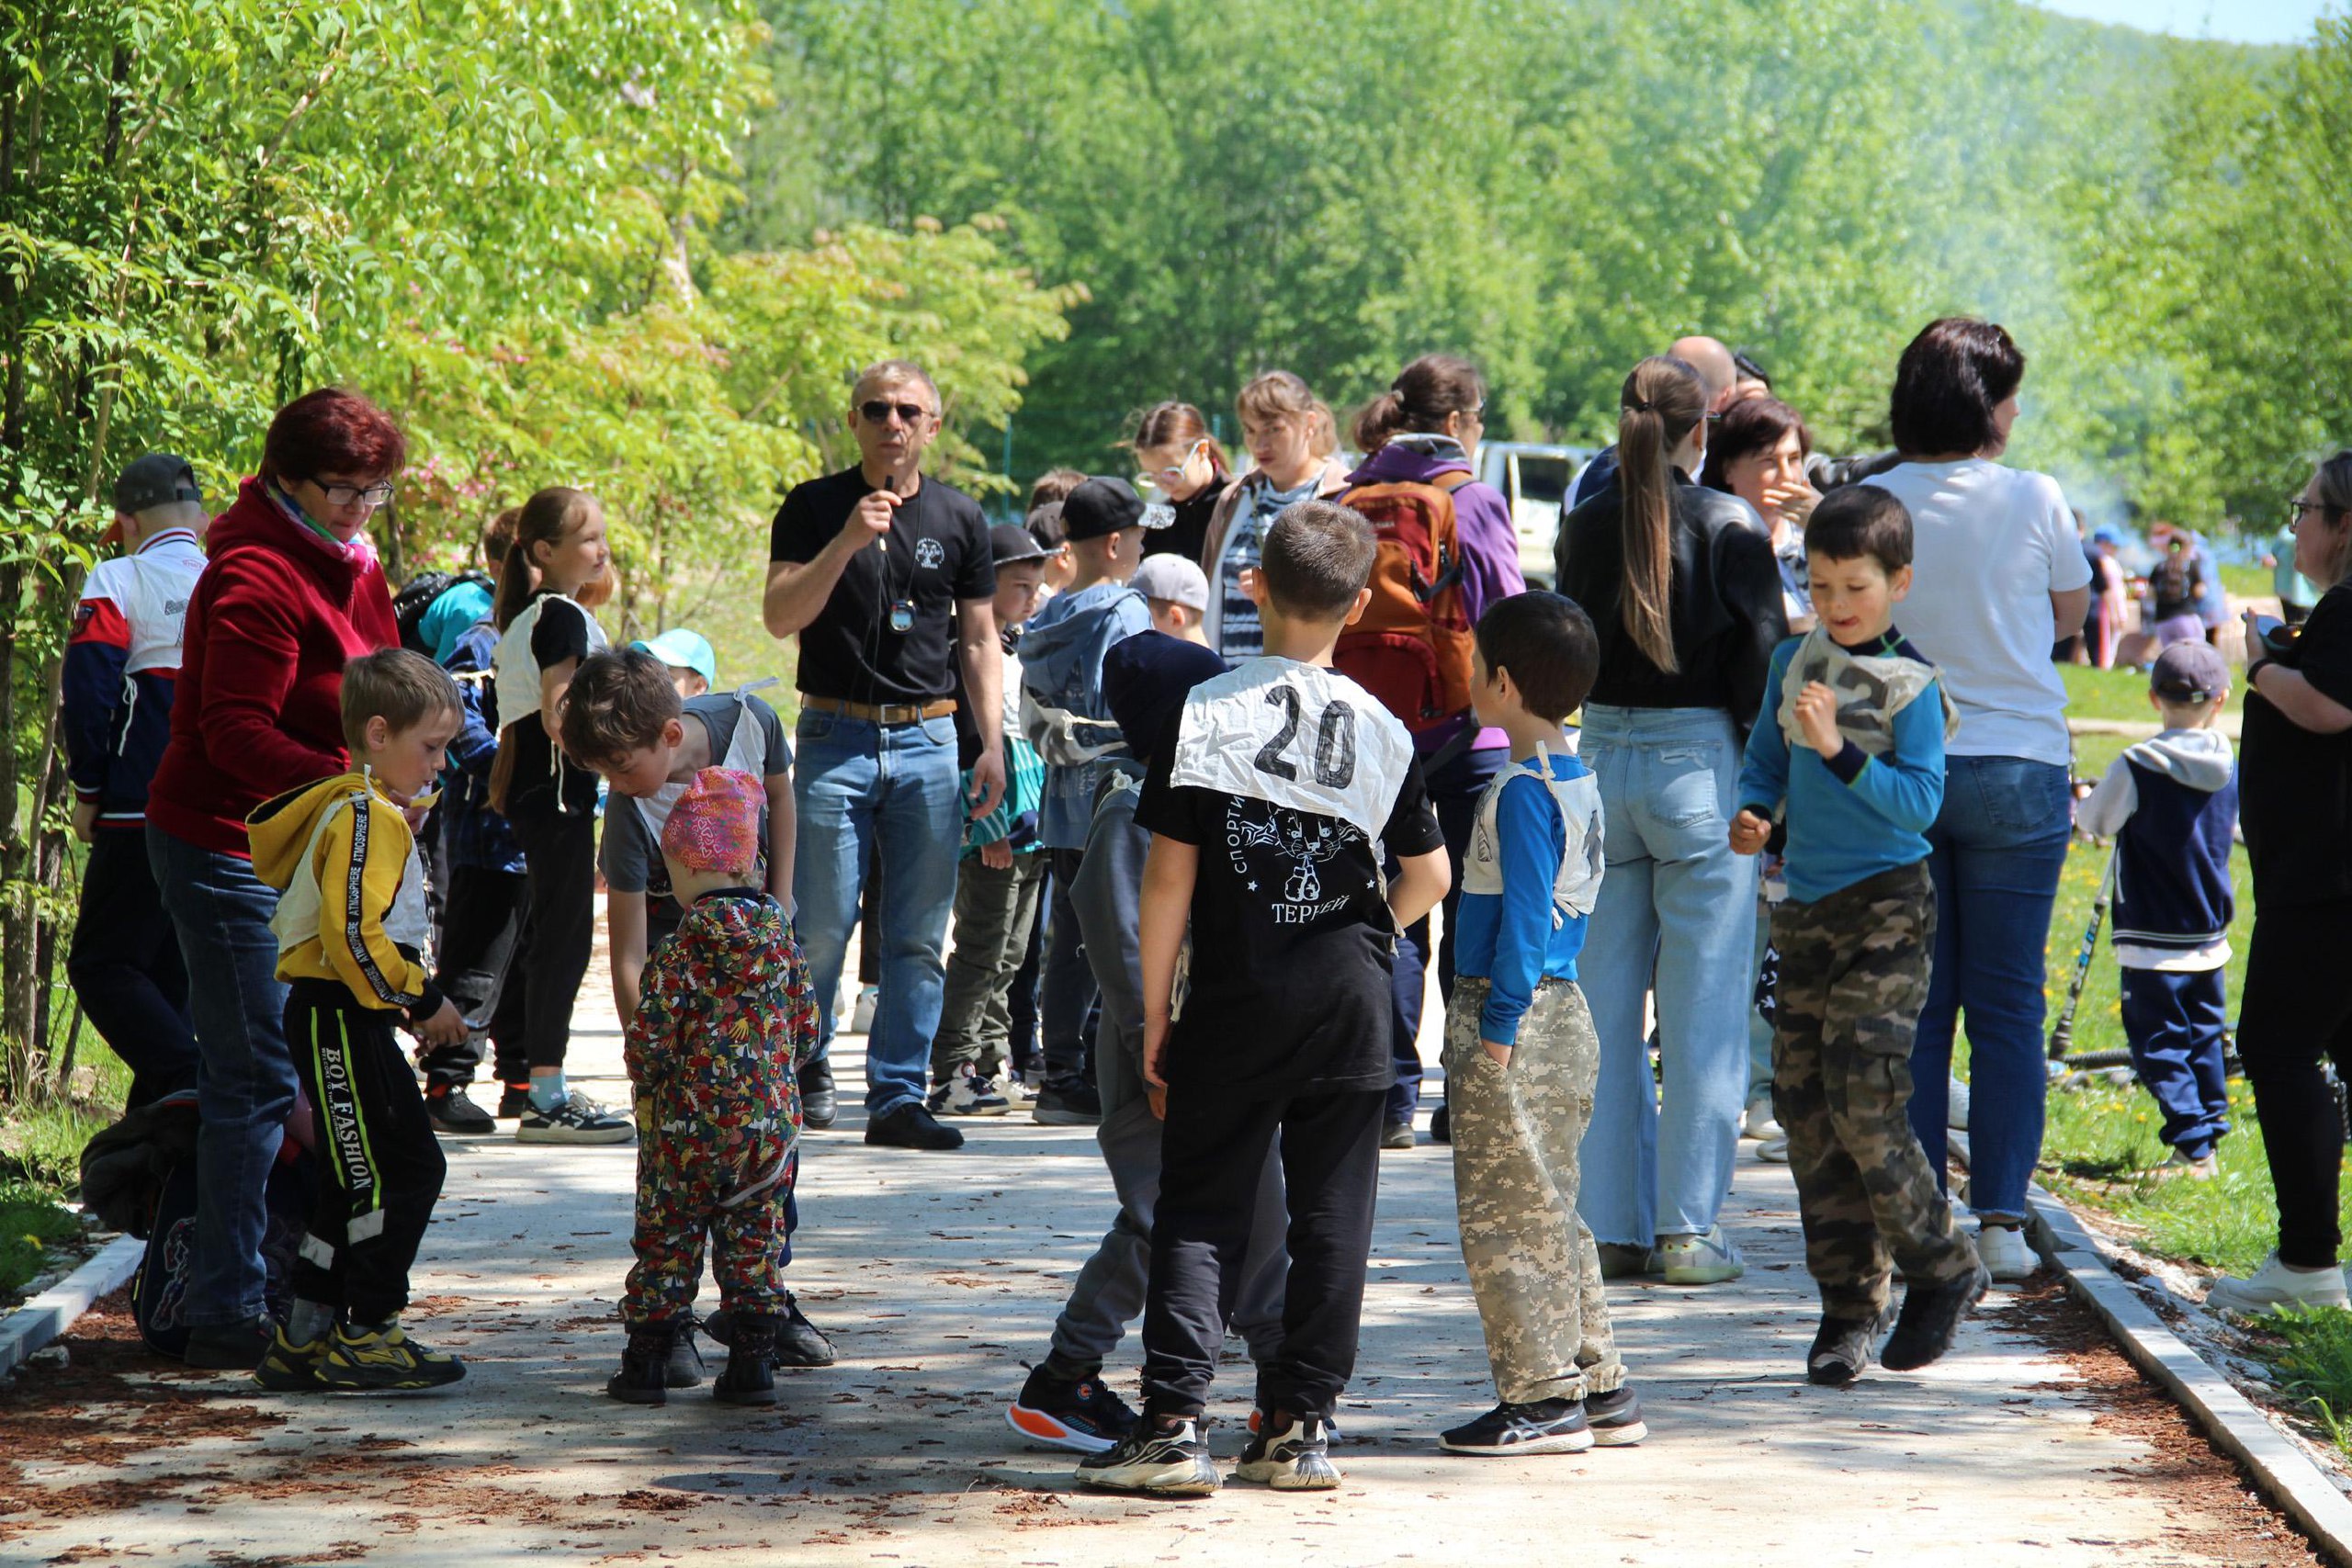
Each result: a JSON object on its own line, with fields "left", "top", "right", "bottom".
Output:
{"left": 1770, "top": 862, "right": 1978, "bottom": 1319}
{"left": 1446, "top": 976, "right": 1625, "bottom": 1404}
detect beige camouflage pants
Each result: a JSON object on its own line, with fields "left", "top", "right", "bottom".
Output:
{"left": 1770, "top": 861, "right": 1979, "bottom": 1319}
{"left": 1445, "top": 976, "right": 1625, "bottom": 1404}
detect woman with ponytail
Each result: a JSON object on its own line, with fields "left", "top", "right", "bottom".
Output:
{"left": 1555, "top": 355, "right": 1788, "bottom": 1287}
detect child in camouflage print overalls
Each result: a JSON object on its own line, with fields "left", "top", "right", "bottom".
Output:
{"left": 605, "top": 767, "right": 819, "bottom": 1407}
{"left": 1731, "top": 487, "right": 1983, "bottom": 1389}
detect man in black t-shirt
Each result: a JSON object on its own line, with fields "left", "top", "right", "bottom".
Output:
{"left": 765, "top": 359, "right": 1004, "bottom": 1153}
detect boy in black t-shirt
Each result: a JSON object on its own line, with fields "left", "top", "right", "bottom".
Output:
{"left": 1077, "top": 502, "right": 1451, "bottom": 1497}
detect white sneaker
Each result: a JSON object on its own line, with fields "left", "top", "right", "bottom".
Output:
{"left": 997, "top": 1073, "right": 1034, "bottom": 1107}
{"left": 1976, "top": 1224, "right": 2036, "bottom": 1282}
{"left": 1947, "top": 1076, "right": 1972, "bottom": 1131}
{"left": 1742, "top": 1096, "right": 1782, "bottom": 1140}
{"left": 2207, "top": 1253, "right": 2352, "bottom": 1316}
{"left": 850, "top": 986, "right": 879, "bottom": 1035}
{"left": 930, "top": 1064, "right": 1011, "bottom": 1117}
{"left": 1757, "top": 1134, "right": 1790, "bottom": 1163}
{"left": 2155, "top": 1148, "right": 2219, "bottom": 1181}
{"left": 1660, "top": 1225, "right": 1746, "bottom": 1285}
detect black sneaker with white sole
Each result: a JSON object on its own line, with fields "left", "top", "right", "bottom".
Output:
{"left": 1807, "top": 1312, "right": 1881, "bottom": 1387}
{"left": 424, "top": 1085, "right": 496, "bottom": 1135}
{"left": 1880, "top": 1265, "right": 1989, "bottom": 1371}
{"left": 1008, "top": 1364, "right": 1139, "bottom": 1453}
{"left": 1585, "top": 1386, "right": 1647, "bottom": 1446}
{"left": 1234, "top": 1413, "right": 1340, "bottom": 1489}
{"left": 1075, "top": 1416, "right": 1221, "bottom": 1495}
{"left": 1439, "top": 1397, "right": 1594, "bottom": 1456}
{"left": 515, "top": 1091, "right": 635, "bottom": 1145}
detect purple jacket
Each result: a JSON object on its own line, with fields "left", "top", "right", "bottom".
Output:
{"left": 1346, "top": 438, "right": 1525, "bottom": 756}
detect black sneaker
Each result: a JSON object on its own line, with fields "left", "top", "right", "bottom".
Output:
{"left": 797, "top": 1059, "right": 837, "bottom": 1130}
{"left": 705, "top": 1296, "right": 836, "bottom": 1369}
{"left": 1032, "top": 1077, "right": 1102, "bottom": 1127}
{"left": 1075, "top": 1416, "right": 1220, "bottom": 1496}
{"left": 714, "top": 1314, "right": 778, "bottom": 1406}
{"left": 1007, "top": 1364, "right": 1139, "bottom": 1453}
{"left": 1430, "top": 1100, "right": 1451, "bottom": 1144}
{"left": 666, "top": 1320, "right": 706, "bottom": 1388}
{"left": 1233, "top": 1412, "right": 1340, "bottom": 1490}
{"left": 608, "top": 1323, "right": 673, "bottom": 1405}
{"left": 865, "top": 1101, "right": 965, "bottom": 1150}
{"left": 184, "top": 1314, "right": 275, "bottom": 1371}
{"left": 424, "top": 1085, "right": 496, "bottom": 1135}
{"left": 1807, "top": 1309, "right": 1886, "bottom": 1388}
{"left": 1585, "top": 1386, "right": 1647, "bottom": 1446}
{"left": 1880, "top": 1266, "right": 1989, "bottom": 1372}
{"left": 1439, "top": 1397, "right": 1593, "bottom": 1456}
{"left": 495, "top": 1083, "right": 535, "bottom": 1119}
{"left": 1596, "top": 1243, "right": 1661, "bottom": 1280}
{"left": 515, "top": 1090, "right": 635, "bottom": 1145}
{"left": 1381, "top": 1120, "right": 1415, "bottom": 1151}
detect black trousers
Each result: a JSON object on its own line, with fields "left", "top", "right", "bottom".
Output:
{"left": 287, "top": 980, "right": 447, "bottom": 1324}
{"left": 68, "top": 827, "right": 198, "bottom": 1108}
{"left": 2238, "top": 897, "right": 2352, "bottom": 1268}
{"left": 508, "top": 807, "right": 596, "bottom": 1072}
{"left": 419, "top": 863, "right": 528, "bottom": 1089}
{"left": 1139, "top": 1082, "right": 1385, "bottom": 1420}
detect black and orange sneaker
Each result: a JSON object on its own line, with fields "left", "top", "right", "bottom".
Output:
{"left": 1008, "top": 1364, "right": 1139, "bottom": 1454}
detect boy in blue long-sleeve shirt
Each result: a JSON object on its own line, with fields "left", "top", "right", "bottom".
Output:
{"left": 1438, "top": 592, "right": 1645, "bottom": 1458}
{"left": 1730, "top": 486, "right": 1983, "bottom": 1390}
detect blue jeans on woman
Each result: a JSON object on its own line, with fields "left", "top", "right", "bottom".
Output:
{"left": 792, "top": 710, "right": 965, "bottom": 1117}
{"left": 1389, "top": 744, "right": 1510, "bottom": 1126}
{"left": 1576, "top": 705, "right": 1759, "bottom": 1246}
{"left": 1905, "top": 755, "right": 2072, "bottom": 1221}
{"left": 146, "top": 825, "right": 296, "bottom": 1329}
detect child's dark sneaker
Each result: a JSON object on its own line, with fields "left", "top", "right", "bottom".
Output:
{"left": 515, "top": 1090, "right": 634, "bottom": 1145}
{"left": 424, "top": 1085, "right": 496, "bottom": 1135}
{"left": 1807, "top": 1313, "right": 1881, "bottom": 1387}
{"left": 183, "top": 1314, "right": 274, "bottom": 1371}
{"left": 1233, "top": 1412, "right": 1340, "bottom": 1490}
{"left": 1007, "top": 1364, "right": 1139, "bottom": 1453}
{"left": 1438, "top": 1397, "right": 1594, "bottom": 1456}
{"left": 665, "top": 1321, "right": 705, "bottom": 1388}
{"left": 1880, "top": 1266, "right": 1990, "bottom": 1371}
{"left": 705, "top": 1298, "right": 836, "bottom": 1369}
{"left": 496, "top": 1083, "right": 535, "bottom": 1120}
{"left": 317, "top": 1318, "right": 465, "bottom": 1391}
{"left": 1585, "top": 1386, "right": 1647, "bottom": 1446}
{"left": 1075, "top": 1416, "right": 1220, "bottom": 1496}
{"left": 713, "top": 1314, "right": 777, "bottom": 1405}
{"left": 252, "top": 1327, "right": 329, "bottom": 1393}
{"left": 607, "top": 1324, "right": 673, "bottom": 1405}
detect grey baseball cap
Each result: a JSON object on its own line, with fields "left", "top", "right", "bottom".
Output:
{"left": 113, "top": 454, "right": 204, "bottom": 514}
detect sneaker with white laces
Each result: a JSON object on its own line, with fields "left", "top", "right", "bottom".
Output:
{"left": 1742, "top": 1096, "right": 1782, "bottom": 1140}
{"left": 1233, "top": 1413, "right": 1341, "bottom": 1490}
{"left": 515, "top": 1090, "right": 636, "bottom": 1145}
{"left": 1076, "top": 1416, "right": 1221, "bottom": 1495}
{"left": 1975, "top": 1223, "right": 2036, "bottom": 1282}
{"left": 929, "top": 1064, "right": 1012, "bottom": 1117}
{"left": 1660, "top": 1225, "right": 1745, "bottom": 1285}
{"left": 2207, "top": 1253, "right": 2352, "bottom": 1316}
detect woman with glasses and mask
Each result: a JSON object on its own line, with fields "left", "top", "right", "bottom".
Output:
{"left": 2208, "top": 452, "right": 2352, "bottom": 1315}
{"left": 1196, "top": 370, "right": 1351, "bottom": 661}
{"left": 1130, "top": 403, "right": 1233, "bottom": 566}
{"left": 145, "top": 387, "right": 407, "bottom": 1369}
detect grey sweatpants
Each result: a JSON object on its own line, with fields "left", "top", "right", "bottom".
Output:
{"left": 1045, "top": 775, "right": 1287, "bottom": 1382}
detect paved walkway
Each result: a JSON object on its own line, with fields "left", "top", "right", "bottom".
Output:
{"left": 0, "top": 950, "right": 2299, "bottom": 1565}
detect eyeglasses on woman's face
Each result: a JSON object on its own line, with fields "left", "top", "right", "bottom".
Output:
{"left": 1141, "top": 439, "right": 1210, "bottom": 489}
{"left": 310, "top": 477, "right": 394, "bottom": 510}
{"left": 2290, "top": 497, "right": 2341, "bottom": 532}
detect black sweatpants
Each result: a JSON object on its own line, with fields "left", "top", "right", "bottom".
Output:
{"left": 419, "top": 863, "right": 529, "bottom": 1090}
{"left": 2238, "top": 897, "right": 2352, "bottom": 1268}
{"left": 508, "top": 807, "right": 596, "bottom": 1072}
{"left": 287, "top": 980, "right": 447, "bottom": 1324}
{"left": 1138, "top": 1082, "right": 1385, "bottom": 1421}
{"left": 67, "top": 827, "right": 197, "bottom": 1108}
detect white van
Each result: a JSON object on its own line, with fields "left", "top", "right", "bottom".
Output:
{"left": 1477, "top": 442, "right": 1594, "bottom": 589}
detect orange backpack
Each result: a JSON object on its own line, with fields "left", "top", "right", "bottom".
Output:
{"left": 1332, "top": 471, "right": 1476, "bottom": 734}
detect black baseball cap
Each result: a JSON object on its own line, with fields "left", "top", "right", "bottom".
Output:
{"left": 989, "top": 522, "right": 1049, "bottom": 567}
{"left": 113, "top": 454, "right": 203, "bottom": 515}
{"left": 1059, "top": 477, "right": 1159, "bottom": 542}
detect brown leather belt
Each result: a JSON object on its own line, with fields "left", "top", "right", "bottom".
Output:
{"left": 799, "top": 694, "right": 957, "bottom": 726}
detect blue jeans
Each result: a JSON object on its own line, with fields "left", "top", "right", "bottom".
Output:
{"left": 792, "top": 711, "right": 964, "bottom": 1116}
{"left": 1906, "top": 755, "right": 2071, "bottom": 1220}
{"left": 1575, "top": 705, "right": 1758, "bottom": 1244}
{"left": 147, "top": 825, "right": 296, "bottom": 1327}
{"left": 1390, "top": 744, "right": 1509, "bottom": 1123}
{"left": 2119, "top": 967, "right": 2231, "bottom": 1161}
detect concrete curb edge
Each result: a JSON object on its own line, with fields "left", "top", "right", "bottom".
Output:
{"left": 0, "top": 1234, "right": 142, "bottom": 1381}
{"left": 1955, "top": 1127, "right": 2352, "bottom": 1565}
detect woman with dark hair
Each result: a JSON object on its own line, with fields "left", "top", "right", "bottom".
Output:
{"left": 145, "top": 387, "right": 405, "bottom": 1368}
{"left": 1131, "top": 402, "right": 1234, "bottom": 565}
{"left": 2209, "top": 452, "right": 2352, "bottom": 1314}
{"left": 1702, "top": 395, "right": 1819, "bottom": 635}
{"left": 1871, "top": 318, "right": 2091, "bottom": 1284}
{"left": 1555, "top": 355, "right": 1787, "bottom": 1285}
{"left": 1342, "top": 354, "right": 1527, "bottom": 1145}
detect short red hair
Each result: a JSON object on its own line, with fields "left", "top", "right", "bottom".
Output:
{"left": 261, "top": 387, "right": 406, "bottom": 485}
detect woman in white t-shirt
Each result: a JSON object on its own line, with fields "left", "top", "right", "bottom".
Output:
{"left": 1870, "top": 319, "right": 2091, "bottom": 1285}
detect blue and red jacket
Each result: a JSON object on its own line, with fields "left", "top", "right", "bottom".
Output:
{"left": 64, "top": 528, "right": 208, "bottom": 829}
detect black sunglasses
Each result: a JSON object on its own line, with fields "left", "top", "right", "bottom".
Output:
{"left": 860, "top": 400, "right": 931, "bottom": 424}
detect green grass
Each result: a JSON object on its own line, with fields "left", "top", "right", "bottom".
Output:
{"left": 0, "top": 1184, "right": 87, "bottom": 1296}
{"left": 2057, "top": 660, "right": 2165, "bottom": 727}
{"left": 2220, "top": 560, "right": 2270, "bottom": 604}
{"left": 2256, "top": 1308, "right": 2352, "bottom": 1452}
{"left": 0, "top": 1020, "right": 133, "bottom": 1197}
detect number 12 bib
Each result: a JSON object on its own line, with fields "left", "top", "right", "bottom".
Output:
{"left": 1171, "top": 657, "right": 1413, "bottom": 839}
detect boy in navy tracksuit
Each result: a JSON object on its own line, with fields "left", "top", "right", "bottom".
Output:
{"left": 62, "top": 455, "right": 209, "bottom": 1107}
{"left": 2077, "top": 640, "right": 2239, "bottom": 1179}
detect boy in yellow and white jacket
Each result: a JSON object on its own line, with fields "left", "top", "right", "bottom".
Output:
{"left": 245, "top": 649, "right": 470, "bottom": 1393}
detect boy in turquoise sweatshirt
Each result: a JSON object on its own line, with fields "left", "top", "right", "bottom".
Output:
{"left": 1730, "top": 485, "right": 1984, "bottom": 1390}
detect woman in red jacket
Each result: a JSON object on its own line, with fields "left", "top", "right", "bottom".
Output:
{"left": 146, "top": 388, "right": 403, "bottom": 1369}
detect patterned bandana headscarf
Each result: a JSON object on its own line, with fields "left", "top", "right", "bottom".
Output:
{"left": 661, "top": 767, "right": 763, "bottom": 876}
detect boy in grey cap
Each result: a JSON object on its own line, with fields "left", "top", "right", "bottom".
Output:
{"left": 1131, "top": 555, "right": 1210, "bottom": 646}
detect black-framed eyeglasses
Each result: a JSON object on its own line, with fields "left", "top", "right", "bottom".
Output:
{"left": 2290, "top": 499, "right": 2342, "bottom": 532}
{"left": 315, "top": 479, "right": 394, "bottom": 509}
{"left": 860, "top": 400, "right": 931, "bottom": 425}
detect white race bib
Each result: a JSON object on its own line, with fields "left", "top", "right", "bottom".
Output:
{"left": 1170, "top": 659, "right": 1412, "bottom": 840}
